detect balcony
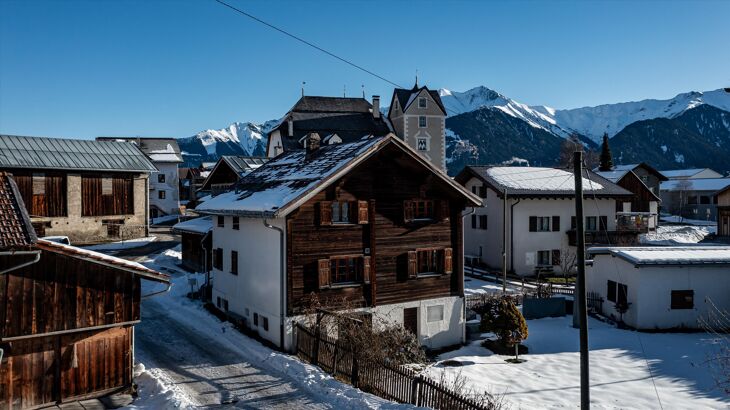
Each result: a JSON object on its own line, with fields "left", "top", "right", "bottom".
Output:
{"left": 566, "top": 229, "right": 639, "bottom": 247}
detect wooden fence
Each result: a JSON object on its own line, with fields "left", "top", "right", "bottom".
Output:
{"left": 295, "top": 323, "right": 494, "bottom": 410}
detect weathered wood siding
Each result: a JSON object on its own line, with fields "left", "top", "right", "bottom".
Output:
{"left": 0, "top": 252, "right": 140, "bottom": 340}
{"left": 81, "top": 174, "right": 134, "bottom": 216}
{"left": 287, "top": 145, "right": 466, "bottom": 314}
{"left": 616, "top": 172, "right": 656, "bottom": 213}
{"left": 0, "top": 326, "right": 133, "bottom": 409}
{"left": 181, "top": 231, "right": 212, "bottom": 272}
{"left": 12, "top": 171, "right": 67, "bottom": 217}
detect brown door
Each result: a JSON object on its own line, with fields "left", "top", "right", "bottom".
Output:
{"left": 722, "top": 216, "right": 729, "bottom": 236}
{"left": 403, "top": 307, "right": 418, "bottom": 336}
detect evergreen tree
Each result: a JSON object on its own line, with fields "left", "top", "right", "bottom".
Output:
{"left": 599, "top": 133, "right": 614, "bottom": 171}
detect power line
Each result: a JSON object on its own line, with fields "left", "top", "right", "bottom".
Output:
{"left": 212, "top": 0, "right": 404, "bottom": 89}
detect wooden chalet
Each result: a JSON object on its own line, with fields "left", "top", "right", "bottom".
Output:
{"left": 197, "top": 156, "right": 268, "bottom": 197}
{"left": 198, "top": 133, "right": 481, "bottom": 351}
{"left": 0, "top": 135, "right": 158, "bottom": 244}
{"left": 595, "top": 163, "right": 666, "bottom": 231}
{"left": 0, "top": 173, "right": 170, "bottom": 409}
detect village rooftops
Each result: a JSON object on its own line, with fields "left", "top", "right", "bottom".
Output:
{"left": 594, "top": 163, "right": 668, "bottom": 181}
{"left": 0, "top": 135, "right": 158, "bottom": 172}
{"left": 661, "top": 178, "right": 730, "bottom": 192}
{"left": 0, "top": 172, "right": 37, "bottom": 248}
{"left": 659, "top": 168, "right": 724, "bottom": 179}
{"left": 456, "top": 166, "right": 633, "bottom": 199}
{"left": 97, "top": 137, "right": 183, "bottom": 163}
{"left": 588, "top": 246, "right": 730, "bottom": 266}
{"left": 198, "top": 134, "right": 481, "bottom": 218}
{"left": 172, "top": 216, "right": 213, "bottom": 235}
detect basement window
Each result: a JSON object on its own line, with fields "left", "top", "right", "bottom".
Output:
{"left": 427, "top": 305, "right": 444, "bottom": 323}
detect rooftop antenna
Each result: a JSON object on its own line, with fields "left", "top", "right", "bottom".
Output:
{"left": 415, "top": 69, "right": 419, "bottom": 88}
{"left": 301, "top": 81, "right": 306, "bottom": 97}
{"left": 361, "top": 84, "right": 365, "bottom": 98}
{"left": 343, "top": 84, "right": 346, "bottom": 97}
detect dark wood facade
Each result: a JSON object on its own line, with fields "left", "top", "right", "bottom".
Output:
{"left": 613, "top": 171, "right": 659, "bottom": 213}
{"left": 11, "top": 171, "right": 68, "bottom": 218}
{"left": 81, "top": 174, "right": 134, "bottom": 216}
{"left": 0, "top": 249, "right": 143, "bottom": 408}
{"left": 286, "top": 144, "right": 466, "bottom": 315}
{"left": 181, "top": 231, "right": 212, "bottom": 272}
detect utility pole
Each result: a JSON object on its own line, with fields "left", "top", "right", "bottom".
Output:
{"left": 502, "top": 188, "right": 507, "bottom": 294}
{"left": 572, "top": 150, "right": 590, "bottom": 408}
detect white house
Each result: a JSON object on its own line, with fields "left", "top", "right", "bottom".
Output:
{"left": 455, "top": 166, "right": 634, "bottom": 276}
{"left": 198, "top": 134, "right": 481, "bottom": 351}
{"left": 587, "top": 246, "right": 730, "bottom": 330}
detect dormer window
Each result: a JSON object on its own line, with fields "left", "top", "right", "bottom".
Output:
{"left": 419, "top": 97, "right": 427, "bottom": 108}
{"left": 419, "top": 116, "right": 427, "bottom": 128}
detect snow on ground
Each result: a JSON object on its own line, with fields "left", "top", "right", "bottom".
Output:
{"left": 464, "top": 276, "right": 523, "bottom": 296}
{"left": 428, "top": 316, "right": 728, "bottom": 409}
{"left": 126, "top": 246, "right": 412, "bottom": 409}
{"left": 640, "top": 225, "right": 713, "bottom": 246}
{"left": 84, "top": 236, "right": 157, "bottom": 251}
{"left": 151, "top": 214, "right": 181, "bottom": 225}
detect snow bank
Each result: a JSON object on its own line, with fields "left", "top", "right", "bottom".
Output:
{"left": 640, "top": 225, "right": 712, "bottom": 246}
{"left": 125, "top": 363, "right": 195, "bottom": 409}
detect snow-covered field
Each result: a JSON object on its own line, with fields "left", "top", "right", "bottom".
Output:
{"left": 640, "top": 224, "right": 714, "bottom": 246}
{"left": 126, "top": 246, "right": 411, "bottom": 409}
{"left": 429, "top": 316, "right": 728, "bottom": 409}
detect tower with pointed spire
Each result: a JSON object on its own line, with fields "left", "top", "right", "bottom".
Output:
{"left": 387, "top": 81, "right": 448, "bottom": 172}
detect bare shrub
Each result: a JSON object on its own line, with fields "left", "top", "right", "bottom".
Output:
{"left": 434, "top": 369, "right": 510, "bottom": 410}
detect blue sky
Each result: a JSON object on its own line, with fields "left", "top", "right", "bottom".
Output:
{"left": 1, "top": 0, "right": 729, "bottom": 139}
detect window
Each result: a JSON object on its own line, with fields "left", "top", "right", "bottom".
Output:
{"left": 607, "top": 280, "right": 628, "bottom": 304}
{"left": 213, "top": 248, "right": 223, "bottom": 270}
{"left": 479, "top": 215, "right": 488, "bottom": 230}
{"left": 688, "top": 196, "right": 698, "bottom": 205}
{"left": 158, "top": 174, "right": 166, "bottom": 183}
{"left": 419, "top": 97, "right": 427, "bottom": 108}
{"left": 223, "top": 299, "right": 229, "bottom": 312}
{"left": 101, "top": 176, "right": 113, "bottom": 195}
{"left": 233, "top": 216, "right": 239, "bottom": 230}
{"left": 427, "top": 305, "right": 444, "bottom": 323}
{"left": 230, "top": 251, "right": 238, "bottom": 274}
{"left": 417, "top": 249, "right": 442, "bottom": 275}
{"left": 331, "top": 201, "right": 351, "bottom": 224}
{"left": 700, "top": 196, "right": 711, "bottom": 205}
{"left": 671, "top": 290, "right": 694, "bottom": 309}
{"left": 586, "top": 216, "right": 597, "bottom": 231}
{"left": 417, "top": 137, "right": 428, "bottom": 151}
{"left": 419, "top": 116, "right": 427, "bottom": 128}
{"left": 262, "top": 317, "right": 269, "bottom": 331}
{"left": 158, "top": 190, "right": 166, "bottom": 199}
{"left": 253, "top": 313, "right": 259, "bottom": 326}
{"left": 537, "top": 217, "right": 551, "bottom": 232}
{"left": 32, "top": 173, "right": 45, "bottom": 195}
{"left": 607, "top": 280, "right": 617, "bottom": 302}
{"left": 471, "top": 214, "right": 477, "bottom": 229}
{"left": 330, "top": 256, "right": 362, "bottom": 284}
{"left": 537, "top": 250, "right": 551, "bottom": 265}
{"left": 217, "top": 215, "right": 224, "bottom": 227}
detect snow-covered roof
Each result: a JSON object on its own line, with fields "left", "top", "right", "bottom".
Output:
{"left": 197, "top": 135, "right": 480, "bottom": 217}
{"left": 659, "top": 168, "right": 723, "bottom": 179}
{"left": 172, "top": 216, "right": 213, "bottom": 234}
{"left": 34, "top": 239, "right": 170, "bottom": 283}
{"left": 661, "top": 178, "right": 730, "bottom": 192}
{"left": 96, "top": 137, "right": 183, "bottom": 163}
{"left": 594, "top": 169, "right": 630, "bottom": 183}
{"left": 456, "top": 166, "right": 633, "bottom": 198}
{"left": 589, "top": 246, "right": 730, "bottom": 266}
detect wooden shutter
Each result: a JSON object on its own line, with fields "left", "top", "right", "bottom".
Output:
{"left": 471, "top": 214, "right": 477, "bottom": 229}
{"left": 357, "top": 201, "right": 369, "bottom": 224}
{"left": 403, "top": 200, "right": 414, "bottom": 223}
{"left": 529, "top": 216, "right": 537, "bottom": 232}
{"left": 571, "top": 216, "right": 577, "bottom": 230}
{"left": 552, "top": 216, "right": 560, "bottom": 232}
{"left": 318, "top": 259, "right": 330, "bottom": 289}
{"left": 407, "top": 251, "right": 417, "bottom": 278}
{"left": 552, "top": 249, "right": 561, "bottom": 266}
{"left": 443, "top": 248, "right": 453, "bottom": 274}
{"left": 599, "top": 216, "right": 608, "bottom": 231}
{"left": 438, "top": 200, "right": 450, "bottom": 221}
{"left": 319, "top": 201, "right": 332, "bottom": 225}
{"left": 362, "top": 256, "right": 371, "bottom": 284}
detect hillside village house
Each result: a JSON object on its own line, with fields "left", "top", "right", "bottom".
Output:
{"left": 595, "top": 163, "right": 666, "bottom": 231}
{"left": 587, "top": 246, "right": 730, "bottom": 330}
{"left": 455, "top": 166, "right": 634, "bottom": 276}
{"left": 266, "top": 83, "right": 448, "bottom": 172}
{"left": 660, "top": 177, "right": 730, "bottom": 221}
{"left": 660, "top": 168, "right": 724, "bottom": 180}
{"left": 0, "top": 135, "right": 157, "bottom": 244}
{"left": 198, "top": 155, "right": 268, "bottom": 196}
{"left": 0, "top": 172, "right": 170, "bottom": 408}
{"left": 98, "top": 137, "right": 184, "bottom": 218}
{"left": 717, "top": 185, "right": 730, "bottom": 237}
{"left": 198, "top": 134, "right": 481, "bottom": 351}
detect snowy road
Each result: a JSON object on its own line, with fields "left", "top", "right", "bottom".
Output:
{"left": 135, "top": 296, "right": 328, "bottom": 409}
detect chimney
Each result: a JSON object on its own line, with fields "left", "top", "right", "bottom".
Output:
{"left": 305, "top": 132, "right": 321, "bottom": 158}
{"left": 372, "top": 95, "right": 380, "bottom": 119}
{"left": 287, "top": 117, "right": 294, "bottom": 137}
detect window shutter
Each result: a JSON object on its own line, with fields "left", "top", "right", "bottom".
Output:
{"left": 407, "top": 251, "right": 417, "bottom": 278}
{"left": 438, "top": 200, "right": 450, "bottom": 221}
{"left": 552, "top": 216, "right": 560, "bottom": 232}
{"left": 479, "top": 186, "right": 487, "bottom": 198}
{"left": 443, "top": 248, "right": 453, "bottom": 274}
{"left": 529, "top": 216, "right": 537, "bottom": 232}
{"left": 403, "top": 200, "right": 414, "bottom": 223}
{"left": 552, "top": 249, "right": 561, "bottom": 266}
{"left": 357, "top": 200, "right": 369, "bottom": 224}
{"left": 319, "top": 201, "right": 332, "bottom": 225}
{"left": 318, "top": 259, "right": 330, "bottom": 289}
{"left": 599, "top": 216, "right": 608, "bottom": 231}
{"left": 571, "top": 216, "right": 577, "bottom": 230}
{"left": 362, "top": 256, "right": 371, "bottom": 284}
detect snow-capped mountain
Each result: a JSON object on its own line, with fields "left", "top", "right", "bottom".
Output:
{"left": 178, "top": 120, "right": 278, "bottom": 166}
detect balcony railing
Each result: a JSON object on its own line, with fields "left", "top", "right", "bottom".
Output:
{"left": 566, "top": 229, "right": 639, "bottom": 247}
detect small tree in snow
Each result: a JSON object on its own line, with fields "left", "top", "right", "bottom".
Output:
{"left": 558, "top": 246, "right": 578, "bottom": 284}
{"left": 480, "top": 296, "right": 528, "bottom": 348}
{"left": 599, "top": 133, "right": 613, "bottom": 171}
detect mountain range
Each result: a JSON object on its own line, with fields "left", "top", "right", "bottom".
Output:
{"left": 178, "top": 86, "right": 730, "bottom": 176}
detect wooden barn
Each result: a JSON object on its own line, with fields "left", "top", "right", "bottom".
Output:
{"left": 172, "top": 216, "right": 213, "bottom": 273}
{"left": 198, "top": 156, "right": 268, "bottom": 197}
{"left": 0, "top": 135, "right": 158, "bottom": 244}
{"left": 0, "top": 173, "right": 170, "bottom": 409}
